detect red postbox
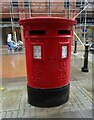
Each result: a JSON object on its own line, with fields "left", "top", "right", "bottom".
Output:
{"left": 19, "top": 17, "right": 77, "bottom": 107}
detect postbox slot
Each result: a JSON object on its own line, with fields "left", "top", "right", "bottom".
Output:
{"left": 29, "top": 30, "right": 46, "bottom": 36}
{"left": 58, "top": 30, "right": 70, "bottom": 35}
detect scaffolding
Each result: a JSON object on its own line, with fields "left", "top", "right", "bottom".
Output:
{"left": 0, "top": 0, "right": 94, "bottom": 45}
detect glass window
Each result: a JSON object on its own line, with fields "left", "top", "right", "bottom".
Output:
{"left": 82, "top": 2, "right": 85, "bottom": 5}
{"left": 76, "top": 0, "right": 86, "bottom": 8}
{"left": 76, "top": 0, "right": 81, "bottom": 8}
{"left": 24, "top": 0, "right": 30, "bottom": 7}
{"left": 64, "top": 0, "right": 69, "bottom": 8}
{"left": 11, "top": 0, "right": 18, "bottom": 7}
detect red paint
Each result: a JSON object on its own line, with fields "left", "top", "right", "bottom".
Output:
{"left": 19, "top": 17, "right": 77, "bottom": 89}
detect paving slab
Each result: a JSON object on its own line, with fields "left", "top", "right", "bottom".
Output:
{"left": 11, "top": 110, "right": 19, "bottom": 118}
{"left": 24, "top": 106, "right": 36, "bottom": 118}
{"left": 4, "top": 111, "right": 12, "bottom": 118}
{"left": 18, "top": 109, "right": 25, "bottom": 118}
{"left": 0, "top": 111, "right": 7, "bottom": 119}
{"left": 1, "top": 50, "right": 93, "bottom": 118}
{"left": 3, "top": 89, "right": 22, "bottom": 99}
{"left": 46, "top": 110, "right": 83, "bottom": 118}
{"left": 2, "top": 98, "right": 20, "bottom": 111}
{"left": 79, "top": 109, "right": 93, "bottom": 118}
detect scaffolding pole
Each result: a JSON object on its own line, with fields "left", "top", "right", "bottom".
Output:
{"left": 74, "top": 31, "right": 84, "bottom": 47}
{"left": 83, "top": 0, "right": 87, "bottom": 44}
{"left": 48, "top": 0, "right": 51, "bottom": 17}
{"left": 68, "top": 0, "right": 70, "bottom": 19}
{"left": 2, "top": 12, "right": 91, "bottom": 15}
{"left": 28, "top": 0, "right": 32, "bottom": 17}
{"left": 10, "top": 1, "right": 13, "bottom": 32}
{"left": 10, "top": 0, "right": 17, "bottom": 44}
{"left": 72, "top": 3, "right": 90, "bottom": 20}
{"left": 10, "top": 1, "right": 14, "bottom": 39}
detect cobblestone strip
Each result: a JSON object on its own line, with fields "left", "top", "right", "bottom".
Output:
{"left": 35, "top": 107, "right": 49, "bottom": 118}
{"left": 4, "top": 110, "right": 12, "bottom": 118}
{"left": 76, "top": 80, "right": 92, "bottom": 99}
{"left": 19, "top": 95, "right": 27, "bottom": 110}
{"left": 71, "top": 92, "right": 82, "bottom": 105}
{"left": 70, "top": 93, "right": 82, "bottom": 111}
{"left": 80, "top": 87, "right": 92, "bottom": 101}
{"left": 18, "top": 109, "right": 25, "bottom": 118}
{"left": 72, "top": 81, "right": 91, "bottom": 98}
{"left": 75, "top": 89, "right": 92, "bottom": 110}
{"left": 18, "top": 90, "right": 23, "bottom": 109}
{"left": 11, "top": 110, "right": 19, "bottom": 118}
{"left": 0, "top": 111, "right": 7, "bottom": 119}
{"left": 71, "top": 82, "right": 92, "bottom": 110}
{"left": 70, "top": 85, "right": 85, "bottom": 111}
{"left": 72, "top": 91, "right": 89, "bottom": 110}
{"left": 70, "top": 92, "right": 86, "bottom": 111}
{"left": 79, "top": 88, "right": 92, "bottom": 103}
{"left": 72, "top": 81, "right": 92, "bottom": 102}
{"left": 24, "top": 106, "right": 36, "bottom": 118}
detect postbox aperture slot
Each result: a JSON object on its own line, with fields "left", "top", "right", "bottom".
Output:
{"left": 29, "top": 30, "right": 46, "bottom": 36}
{"left": 58, "top": 30, "right": 70, "bottom": 35}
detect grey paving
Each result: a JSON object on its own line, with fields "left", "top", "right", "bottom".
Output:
{"left": 48, "top": 111, "right": 83, "bottom": 118}
{"left": 79, "top": 109, "right": 93, "bottom": 118}
{"left": 2, "top": 98, "right": 20, "bottom": 111}
{"left": 1, "top": 49, "right": 93, "bottom": 118}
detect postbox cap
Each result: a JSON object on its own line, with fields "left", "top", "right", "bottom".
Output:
{"left": 19, "top": 17, "right": 77, "bottom": 25}
{"left": 19, "top": 17, "right": 77, "bottom": 30}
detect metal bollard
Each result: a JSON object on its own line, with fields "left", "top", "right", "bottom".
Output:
{"left": 73, "top": 40, "right": 77, "bottom": 53}
{"left": 81, "top": 42, "right": 89, "bottom": 72}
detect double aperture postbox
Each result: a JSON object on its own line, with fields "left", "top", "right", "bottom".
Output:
{"left": 19, "top": 17, "right": 77, "bottom": 107}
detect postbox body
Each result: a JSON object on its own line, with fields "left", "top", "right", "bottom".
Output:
{"left": 19, "top": 17, "right": 76, "bottom": 107}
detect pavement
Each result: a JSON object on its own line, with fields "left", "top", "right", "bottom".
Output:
{"left": 0, "top": 45, "right": 94, "bottom": 119}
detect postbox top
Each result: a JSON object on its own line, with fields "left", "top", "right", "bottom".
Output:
{"left": 19, "top": 17, "right": 77, "bottom": 26}
{"left": 19, "top": 17, "right": 77, "bottom": 30}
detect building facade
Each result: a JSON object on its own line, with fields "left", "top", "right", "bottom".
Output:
{"left": 0, "top": 0, "right": 94, "bottom": 46}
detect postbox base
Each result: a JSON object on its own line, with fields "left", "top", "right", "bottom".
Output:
{"left": 27, "top": 84, "right": 70, "bottom": 107}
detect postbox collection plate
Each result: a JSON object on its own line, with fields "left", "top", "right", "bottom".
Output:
{"left": 31, "top": 43, "right": 44, "bottom": 60}
{"left": 59, "top": 42, "right": 69, "bottom": 59}
{"left": 62, "top": 46, "right": 67, "bottom": 58}
{"left": 33, "top": 46, "right": 42, "bottom": 59}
